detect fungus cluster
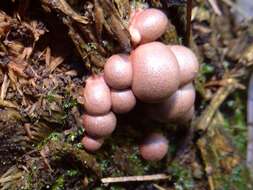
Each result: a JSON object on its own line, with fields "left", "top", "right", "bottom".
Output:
{"left": 81, "top": 8, "right": 199, "bottom": 161}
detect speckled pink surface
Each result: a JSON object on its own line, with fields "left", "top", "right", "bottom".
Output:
{"left": 111, "top": 89, "right": 136, "bottom": 113}
{"left": 83, "top": 75, "right": 111, "bottom": 115}
{"left": 147, "top": 83, "right": 195, "bottom": 122}
{"left": 82, "top": 135, "right": 104, "bottom": 152}
{"left": 129, "top": 8, "right": 168, "bottom": 44}
{"left": 139, "top": 133, "right": 168, "bottom": 161}
{"left": 131, "top": 42, "right": 180, "bottom": 103}
{"left": 104, "top": 54, "right": 133, "bottom": 90}
{"left": 169, "top": 45, "right": 199, "bottom": 86}
{"left": 83, "top": 112, "right": 117, "bottom": 137}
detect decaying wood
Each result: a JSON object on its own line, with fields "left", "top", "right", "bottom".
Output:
{"left": 41, "top": 0, "right": 88, "bottom": 24}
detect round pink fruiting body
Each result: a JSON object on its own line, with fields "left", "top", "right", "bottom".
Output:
{"left": 111, "top": 89, "right": 136, "bottom": 114}
{"left": 169, "top": 45, "right": 199, "bottom": 86}
{"left": 177, "top": 106, "right": 195, "bottom": 124}
{"left": 104, "top": 54, "right": 133, "bottom": 90}
{"left": 83, "top": 112, "right": 117, "bottom": 137}
{"left": 147, "top": 83, "right": 195, "bottom": 122}
{"left": 139, "top": 133, "right": 168, "bottom": 161}
{"left": 131, "top": 41, "right": 180, "bottom": 103}
{"left": 82, "top": 135, "right": 104, "bottom": 152}
{"left": 83, "top": 75, "right": 111, "bottom": 115}
{"left": 129, "top": 8, "right": 169, "bottom": 45}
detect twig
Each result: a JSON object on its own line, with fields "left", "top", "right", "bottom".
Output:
{"left": 0, "top": 99, "right": 18, "bottom": 108}
{"left": 208, "top": 0, "right": 222, "bottom": 16}
{"left": 153, "top": 184, "right": 166, "bottom": 190}
{"left": 0, "top": 172, "right": 23, "bottom": 183}
{"left": 0, "top": 74, "right": 10, "bottom": 100}
{"left": 195, "top": 78, "right": 243, "bottom": 131}
{"left": 101, "top": 174, "right": 171, "bottom": 184}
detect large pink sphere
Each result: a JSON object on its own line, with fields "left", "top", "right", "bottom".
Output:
{"left": 131, "top": 42, "right": 180, "bottom": 103}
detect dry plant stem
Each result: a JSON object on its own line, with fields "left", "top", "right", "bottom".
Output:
{"left": 240, "top": 44, "right": 253, "bottom": 65}
{"left": 101, "top": 174, "right": 171, "bottom": 184}
{"left": 195, "top": 78, "right": 242, "bottom": 131}
{"left": 0, "top": 167, "right": 23, "bottom": 190}
{"left": 153, "top": 184, "right": 166, "bottom": 190}
{"left": 195, "top": 78, "right": 242, "bottom": 190}
{"left": 197, "top": 138, "right": 215, "bottom": 190}
{"left": 247, "top": 73, "right": 253, "bottom": 171}
{"left": 0, "top": 109, "right": 22, "bottom": 122}
{"left": 0, "top": 74, "right": 10, "bottom": 100}
{"left": 208, "top": 0, "right": 222, "bottom": 16}
{"left": 0, "top": 172, "right": 23, "bottom": 183}
{"left": 41, "top": 0, "right": 88, "bottom": 24}
{"left": 0, "top": 99, "right": 18, "bottom": 108}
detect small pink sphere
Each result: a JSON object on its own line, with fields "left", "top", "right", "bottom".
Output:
{"left": 131, "top": 42, "right": 180, "bottom": 103}
{"left": 139, "top": 133, "right": 168, "bottom": 161}
{"left": 111, "top": 89, "right": 136, "bottom": 114}
{"left": 83, "top": 75, "right": 111, "bottom": 115}
{"left": 129, "top": 8, "right": 168, "bottom": 45}
{"left": 83, "top": 112, "right": 117, "bottom": 137}
{"left": 169, "top": 45, "right": 199, "bottom": 86}
{"left": 104, "top": 54, "right": 133, "bottom": 89}
{"left": 82, "top": 135, "right": 104, "bottom": 152}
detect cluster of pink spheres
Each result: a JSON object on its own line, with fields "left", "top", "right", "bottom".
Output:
{"left": 81, "top": 8, "right": 199, "bottom": 161}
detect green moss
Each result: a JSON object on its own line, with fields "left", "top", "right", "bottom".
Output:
{"left": 110, "top": 186, "right": 126, "bottom": 190}
{"left": 66, "top": 127, "right": 84, "bottom": 143}
{"left": 66, "top": 169, "right": 80, "bottom": 177}
{"left": 127, "top": 148, "right": 145, "bottom": 175}
{"left": 195, "top": 63, "right": 215, "bottom": 98}
{"left": 36, "top": 132, "right": 61, "bottom": 149}
{"left": 223, "top": 91, "right": 247, "bottom": 154}
{"left": 51, "top": 176, "right": 64, "bottom": 190}
{"left": 63, "top": 97, "right": 78, "bottom": 111}
{"left": 170, "top": 162, "right": 194, "bottom": 190}
{"left": 46, "top": 92, "right": 57, "bottom": 103}
{"left": 99, "top": 159, "right": 110, "bottom": 174}
{"left": 220, "top": 165, "right": 253, "bottom": 190}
